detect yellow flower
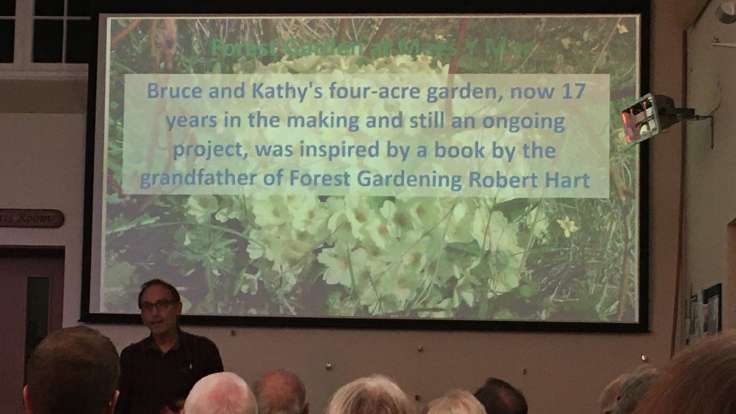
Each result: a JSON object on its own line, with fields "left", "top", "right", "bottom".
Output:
{"left": 556, "top": 216, "right": 579, "bottom": 238}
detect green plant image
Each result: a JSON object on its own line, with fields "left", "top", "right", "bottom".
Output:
{"left": 102, "top": 16, "right": 639, "bottom": 322}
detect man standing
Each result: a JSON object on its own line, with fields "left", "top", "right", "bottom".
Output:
{"left": 115, "top": 279, "right": 223, "bottom": 414}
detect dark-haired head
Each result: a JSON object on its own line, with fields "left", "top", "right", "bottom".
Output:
{"left": 137, "top": 278, "right": 181, "bottom": 309}
{"left": 474, "top": 377, "right": 527, "bottom": 414}
{"left": 24, "top": 326, "right": 119, "bottom": 414}
{"left": 137, "top": 279, "right": 182, "bottom": 338}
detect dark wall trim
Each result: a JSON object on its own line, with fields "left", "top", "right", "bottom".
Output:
{"left": 0, "top": 246, "right": 64, "bottom": 258}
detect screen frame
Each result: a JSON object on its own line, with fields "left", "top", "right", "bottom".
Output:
{"left": 81, "top": 0, "right": 651, "bottom": 333}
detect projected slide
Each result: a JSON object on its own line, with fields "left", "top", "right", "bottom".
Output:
{"left": 91, "top": 15, "right": 642, "bottom": 323}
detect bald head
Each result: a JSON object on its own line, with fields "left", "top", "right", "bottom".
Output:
{"left": 254, "top": 369, "right": 308, "bottom": 414}
{"left": 184, "top": 372, "right": 257, "bottom": 414}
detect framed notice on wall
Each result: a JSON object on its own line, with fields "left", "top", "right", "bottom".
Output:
{"left": 703, "top": 283, "right": 722, "bottom": 335}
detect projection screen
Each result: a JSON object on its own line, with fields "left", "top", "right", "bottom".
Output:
{"left": 83, "top": 2, "right": 649, "bottom": 330}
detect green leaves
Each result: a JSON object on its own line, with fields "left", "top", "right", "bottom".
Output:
{"left": 103, "top": 17, "right": 638, "bottom": 322}
{"left": 107, "top": 213, "right": 160, "bottom": 235}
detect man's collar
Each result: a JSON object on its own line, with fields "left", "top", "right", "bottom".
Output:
{"left": 144, "top": 329, "right": 183, "bottom": 353}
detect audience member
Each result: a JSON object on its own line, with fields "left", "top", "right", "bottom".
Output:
{"left": 254, "top": 369, "right": 308, "bottom": 414}
{"left": 183, "top": 372, "right": 257, "bottom": 414}
{"left": 425, "top": 389, "right": 486, "bottom": 414}
{"left": 613, "top": 365, "right": 658, "bottom": 414}
{"left": 23, "top": 326, "right": 119, "bottom": 414}
{"left": 326, "top": 374, "right": 416, "bottom": 414}
{"left": 473, "top": 377, "right": 527, "bottom": 414}
{"left": 631, "top": 332, "right": 736, "bottom": 414}
{"left": 599, "top": 373, "right": 627, "bottom": 414}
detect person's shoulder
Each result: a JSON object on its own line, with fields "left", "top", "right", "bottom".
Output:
{"left": 121, "top": 336, "right": 153, "bottom": 356}
{"left": 180, "top": 330, "right": 219, "bottom": 350}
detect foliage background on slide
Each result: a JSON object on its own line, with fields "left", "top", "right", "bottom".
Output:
{"left": 102, "top": 17, "right": 639, "bottom": 322}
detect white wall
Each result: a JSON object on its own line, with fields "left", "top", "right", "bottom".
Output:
{"left": 0, "top": 114, "right": 87, "bottom": 325}
{"left": 0, "top": 1, "right": 705, "bottom": 411}
{"left": 2, "top": 109, "right": 669, "bottom": 408}
{"left": 684, "top": 1, "right": 736, "bottom": 334}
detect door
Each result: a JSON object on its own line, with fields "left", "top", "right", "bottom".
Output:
{"left": 0, "top": 247, "right": 64, "bottom": 413}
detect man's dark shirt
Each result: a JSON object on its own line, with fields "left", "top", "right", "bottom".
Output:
{"left": 115, "top": 330, "right": 223, "bottom": 414}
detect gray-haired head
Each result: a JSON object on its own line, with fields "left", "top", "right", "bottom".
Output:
{"left": 183, "top": 372, "right": 257, "bottom": 414}
{"left": 599, "top": 373, "right": 628, "bottom": 414}
{"left": 326, "top": 374, "right": 416, "bottom": 414}
{"left": 613, "top": 365, "right": 659, "bottom": 414}
{"left": 426, "top": 389, "right": 486, "bottom": 414}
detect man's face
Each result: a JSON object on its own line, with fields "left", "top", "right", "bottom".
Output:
{"left": 140, "top": 284, "right": 182, "bottom": 337}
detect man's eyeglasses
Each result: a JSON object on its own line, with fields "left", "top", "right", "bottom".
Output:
{"left": 140, "top": 299, "right": 179, "bottom": 312}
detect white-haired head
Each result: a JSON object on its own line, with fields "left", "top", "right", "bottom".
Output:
{"left": 184, "top": 372, "right": 257, "bottom": 414}
{"left": 326, "top": 374, "right": 416, "bottom": 414}
{"left": 426, "top": 390, "right": 486, "bottom": 414}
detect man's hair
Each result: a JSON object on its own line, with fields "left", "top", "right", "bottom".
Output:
{"left": 137, "top": 278, "right": 181, "bottom": 308}
{"left": 254, "top": 369, "right": 307, "bottom": 414}
{"left": 633, "top": 332, "right": 736, "bottom": 414}
{"left": 326, "top": 374, "right": 416, "bottom": 414}
{"left": 25, "top": 326, "right": 119, "bottom": 414}
{"left": 426, "top": 390, "right": 486, "bottom": 414}
{"left": 184, "top": 372, "right": 257, "bottom": 414}
{"left": 473, "top": 377, "right": 527, "bottom": 414}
